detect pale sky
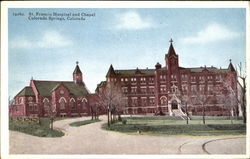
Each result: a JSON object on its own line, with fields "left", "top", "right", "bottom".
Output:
{"left": 8, "top": 8, "right": 246, "bottom": 98}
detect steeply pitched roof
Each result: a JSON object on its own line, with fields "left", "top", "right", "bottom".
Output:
{"left": 95, "top": 81, "right": 107, "bottom": 93}
{"left": 33, "top": 80, "right": 89, "bottom": 97}
{"left": 228, "top": 61, "right": 236, "bottom": 72}
{"left": 16, "top": 86, "right": 35, "bottom": 97}
{"left": 106, "top": 64, "right": 116, "bottom": 77}
{"left": 165, "top": 42, "right": 177, "bottom": 58}
{"left": 73, "top": 65, "right": 82, "bottom": 74}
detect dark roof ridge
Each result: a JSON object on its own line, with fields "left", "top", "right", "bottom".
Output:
{"left": 115, "top": 68, "right": 155, "bottom": 71}
{"left": 33, "top": 80, "right": 74, "bottom": 83}
{"left": 15, "top": 86, "right": 35, "bottom": 97}
{"left": 185, "top": 66, "right": 218, "bottom": 69}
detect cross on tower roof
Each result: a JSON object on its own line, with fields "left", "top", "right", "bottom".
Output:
{"left": 169, "top": 38, "right": 173, "bottom": 43}
{"left": 229, "top": 59, "right": 232, "bottom": 63}
{"left": 76, "top": 61, "right": 79, "bottom": 65}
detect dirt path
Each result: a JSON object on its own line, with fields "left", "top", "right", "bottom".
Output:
{"left": 9, "top": 116, "right": 246, "bottom": 155}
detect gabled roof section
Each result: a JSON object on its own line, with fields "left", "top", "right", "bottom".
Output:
{"left": 33, "top": 80, "right": 89, "bottom": 97}
{"left": 106, "top": 64, "right": 116, "bottom": 77}
{"left": 228, "top": 60, "right": 236, "bottom": 72}
{"left": 183, "top": 66, "right": 230, "bottom": 73}
{"left": 73, "top": 64, "right": 82, "bottom": 74}
{"left": 16, "top": 86, "right": 35, "bottom": 97}
{"left": 135, "top": 67, "right": 141, "bottom": 74}
{"left": 95, "top": 81, "right": 107, "bottom": 93}
{"left": 114, "top": 68, "right": 155, "bottom": 76}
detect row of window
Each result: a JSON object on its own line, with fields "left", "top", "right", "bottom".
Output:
{"left": 125, "top": 97, "right": 156, "bottom": 106}
{"left": 120, "top": 77, "right": 155, "bottom": 83}
{"left": 122, "top": 83, "right": 222, "bottom": 94}
{"left": 123, "top": 96, "right": 168, "bottom": 106}
{"left": 190, "top": 75, "right": 222, "bottom": 82}
{"left": 43, "top": 97, "right": 88, "bottom": 110}
{"left": 109, "top": 74, "right": 223, "bottom": 84}
{"left": 122, "top": 86, "right": 155, "bottom": 94}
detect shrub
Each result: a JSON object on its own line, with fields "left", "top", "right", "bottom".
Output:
{"left": 122, "top": 119, "right": 127, "bottom": 125}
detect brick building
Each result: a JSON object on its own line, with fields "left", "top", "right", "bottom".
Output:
{"left": 9, "top": 63, "right": 91, "bottom": 117}
{"left": 97, "top": 39, "right": 238, "bottom": 116}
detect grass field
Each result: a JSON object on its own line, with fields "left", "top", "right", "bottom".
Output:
{"left": 69, "top": 119, "right": 101, "bottom": 127}
{"left": 102, "top": 116, "right": 246, "bottom": 136}
{"left": 9, "top": 118, "right": 64, "bottom": 137}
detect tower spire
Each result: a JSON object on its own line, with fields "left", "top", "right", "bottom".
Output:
{"left": 73, "top": 61, "right": 83, "bottom": 84}
{"left": 169, "top": 38, "right": 173, "bottom": 43}
{"left": 228, "top": 59, "right": 236, "bottom": 72}
{"left": 166, "top": 38, "right": 177, "bottom": 57}
{"left": 106, "top": 64, "right": 116, "bottom": 77}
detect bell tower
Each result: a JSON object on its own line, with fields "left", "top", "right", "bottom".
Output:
{"left": 165, "top": 39, "right": 179, "bottom": 72}
{"left": 73, "top": 61, "right": 83, "bottom": 84}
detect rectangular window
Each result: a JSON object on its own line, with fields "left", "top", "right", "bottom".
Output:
{"left": 191, "top": 76, "right": 196, "bottom": 82}
{"left": 191, "top": 85, "right": 197, "bottom": 92}
{"left": 199, "top": 76, "right": 205, "bottom": 83}
{"left": 171, "top": 75, "right": 177, "bottom": 81}
{"left": 160, "top": 85, "right": 166, "bottom": 93}
{"left": 199, "top": 85, "right": 205, "bottom": 92}
{"left": 181, "top": 74, "right": 188, "bottom": 81}
{"left": 29, "top": 103, "right": 33, "bottom": 111}
{"left": 131, "top": 87, "right": 137, "bottom": 93}
{"left": 182, "top": 85, "right": 188, "bottom": 91}
{"left": 140, "top": 87, "right": 147, "bottom": 94}
{"left": 122, "top": 87, "right": 128, "bottom": 93}
{"left": 131, "top": 78, "right": 137, "bottom": 82}
{"left": 149, "top": 77, "right": 154, "bottom": 83}
{"left": 140, "top": 77, "right": 146, "bottom": 83}
{"left": 123, "top": 98, "right": 128, "bottom": 106}
{"left": 149, "top": 97, "right": 155, "bottom": 105}
{"left": 141, "top": 97, "right": 147, "bottom": 106}
{"left": 131, "top": 97, "right": 138, "bottom": 106}
{"left": 149, "top": 86, "right": 154, "bottom": 94}
{"left": 160, "top": 75, "right": 166, "bottom": 80}
{"left": 34, "top": 104, "right": 38, "bottom": 111}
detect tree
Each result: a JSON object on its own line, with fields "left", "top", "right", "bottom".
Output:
{"left": 237, "top": 62, "right": 247, "bottom": 124}
{"left": 89, "top": 95, "right": 104, "bottom": 120}
{"left": 45, "top": 102, "right": 57, "bottom": 130}
{"left": 191, "top": 89, "right": 210, "bottom": 124}
{"left": 98, "top": 82, "right": 125, "bottom": 126}
{"left": 220, "top": 81, "right": 238, "bottom": 123}
{"left": 179, "top": 92, "right": 191, "bottom": 125}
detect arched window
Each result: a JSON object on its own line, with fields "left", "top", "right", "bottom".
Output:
{"left": 160, "top": 96, "right": 168, "bottom": 105}
{"left": 82, "top": 98, "right": 87, "bottom": 110}
{"left": 28, "top": 97, "right": 33, "bottom": 103}
{"left": 69, "top": 98, "right": 76, "bottom": 109}
{"left": 43, "top": 98, "right": 50, "bottom": 111}
{"left": 19, "top": 97, "right": 23, "bottom": 104}
{"left": 59, "top": 97, "right": 67, "bottom": 110}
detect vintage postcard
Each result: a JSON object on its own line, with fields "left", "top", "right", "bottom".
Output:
{"left": 1, "top": 1, "right": 249, "bottom": 159}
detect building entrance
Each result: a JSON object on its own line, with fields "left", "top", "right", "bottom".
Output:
{"left": 171, "top": 100, "right": 178, "bottom": 109}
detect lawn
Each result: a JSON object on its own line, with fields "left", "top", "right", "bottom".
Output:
{"left": 102, "top": 116, "right": 246, "bottom": 136}
{"left": 9, "top": 118, "right": 64, "bottom": 137}
{"left": 69, "top": 119, "right": 101, "bottom": 127}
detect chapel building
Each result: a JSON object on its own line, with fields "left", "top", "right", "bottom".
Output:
{"left": 9, "top": 63, "right": 91, "bottom": 117}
